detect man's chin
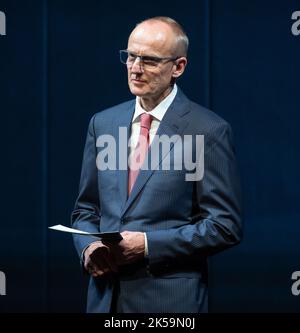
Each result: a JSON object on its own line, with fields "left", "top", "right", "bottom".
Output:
{"left": 129, "top": 85, "right": 148, "bottom": 97}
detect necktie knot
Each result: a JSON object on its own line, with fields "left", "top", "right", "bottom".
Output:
{"left": 140, "top": 113, "right": 152, "bottom": 131}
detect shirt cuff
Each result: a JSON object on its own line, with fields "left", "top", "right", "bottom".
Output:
{"left": 81, "top": 245, "right": 90, "bottom": 265}
{"left": 144, "top": 232, "right": 149, "bottom": 257}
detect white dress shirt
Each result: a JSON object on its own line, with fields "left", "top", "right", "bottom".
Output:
{"left": 129, "top": 84, "right": 178, "bottom": 256}
{"left": 129, "top": 84, "right": 178, "bottom": 149}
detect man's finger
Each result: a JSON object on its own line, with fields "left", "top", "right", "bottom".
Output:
{"left": 91, "top": 246, "right": 118, "bottom": 272}
{"left": 92, "top": 264, "right": 111, "bottom": 277}
{"left": 84, "top": 255, "right": 92, "bottom": 271}
{"left": 102, "top": 251, "right": 119, "bottom": 272}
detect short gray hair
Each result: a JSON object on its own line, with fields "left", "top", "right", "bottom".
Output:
{"left": 136, "top": 16, "right": 189, "bottom": 57}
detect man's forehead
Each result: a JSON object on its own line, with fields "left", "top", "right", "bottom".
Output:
{"left": 131, "top": 26, "right": 166, "bottom": 41}
{"left": 128, "top": 22, "right": 176, "bottom": 52}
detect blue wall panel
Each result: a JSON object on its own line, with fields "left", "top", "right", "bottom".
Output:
{"left": 0, "top": 0, "right": 47, "bottom": 312}
{"left": 209, "top": 0, "right": 300, "bottom": 312}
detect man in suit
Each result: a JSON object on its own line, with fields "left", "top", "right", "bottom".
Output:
{"left": 71, "top": 16, "right": 242, "bottom": 313}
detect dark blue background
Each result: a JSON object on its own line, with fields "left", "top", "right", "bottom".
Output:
{"left": 0, "top": 0, "right": 299, "bottom": 312}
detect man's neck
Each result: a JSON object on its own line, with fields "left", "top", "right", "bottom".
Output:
{"left": 140, "top": 86, "right": 173, "bottom": 111}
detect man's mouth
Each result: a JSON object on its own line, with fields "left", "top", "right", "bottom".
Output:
{"left": 130, "top": 74, "right": 146, "bottom": 83}
{"left": 131, "top": 78, "right": 146, "bottom": 84}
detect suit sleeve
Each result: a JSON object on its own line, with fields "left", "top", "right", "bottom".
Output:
{"left": 146, "top": 122, "right": 243, "bottom": 267}
{"left": 71, "top": 115, "right": 101, "bottom": 259}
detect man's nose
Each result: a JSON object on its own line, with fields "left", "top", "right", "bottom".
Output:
{"left": 131, "top": 57, "right": 143, "bottom": 73}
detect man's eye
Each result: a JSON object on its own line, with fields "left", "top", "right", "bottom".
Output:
{"left": 143, "top": 57, "right": 159, "bottom": 65}
{"left": 128, "top": 53, "right": 137, "bottom": 60}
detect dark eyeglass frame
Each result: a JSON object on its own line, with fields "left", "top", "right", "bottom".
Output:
{"left": 119, "top": 49, "right": 180, "bottom": 68}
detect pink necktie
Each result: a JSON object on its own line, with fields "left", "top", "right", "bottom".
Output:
{"left": 128, "top": 113, "right": 152, "bottom": 194}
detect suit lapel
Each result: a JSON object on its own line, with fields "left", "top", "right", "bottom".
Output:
{"left": 121, "top": 88, "right": 191, "bottom": 217}
{"left": 113, "top": 100, "right": 135, "bottom": 211}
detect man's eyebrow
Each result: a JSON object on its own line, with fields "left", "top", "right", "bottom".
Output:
{"left": 127, "top": 50, "right": 162, "bottom": 58}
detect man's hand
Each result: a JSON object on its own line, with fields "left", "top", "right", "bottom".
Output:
{"left": 84, "top": 241, "right": 118, "bottom": 277}
{"left": 84, "top": 232, "right": 145, "bottom": 276}
{"left": 107, "top": 231, "right": 145, "bottom": 266}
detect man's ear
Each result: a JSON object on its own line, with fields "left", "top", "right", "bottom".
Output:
{"left": 172, "top": 57, "right": 188, "bottom": 78}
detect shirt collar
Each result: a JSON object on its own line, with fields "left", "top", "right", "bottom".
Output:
{"left": 132, "top": 84, "right": 178, "bottom": 122}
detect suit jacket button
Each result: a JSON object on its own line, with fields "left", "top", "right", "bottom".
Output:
{"left": 146, "top": 266, "right": 152, "bottom": 276}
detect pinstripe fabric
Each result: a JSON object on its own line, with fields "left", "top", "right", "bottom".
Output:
{"left": 71, "top": 88, "right": 242, "bottom": 313}
{"left": 118, "top": 277, "right": 208, "bottom": 313}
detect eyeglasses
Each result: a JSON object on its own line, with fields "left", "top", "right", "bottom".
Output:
{"left": 119, "top": 50, "right": 179, "bottom": 70}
